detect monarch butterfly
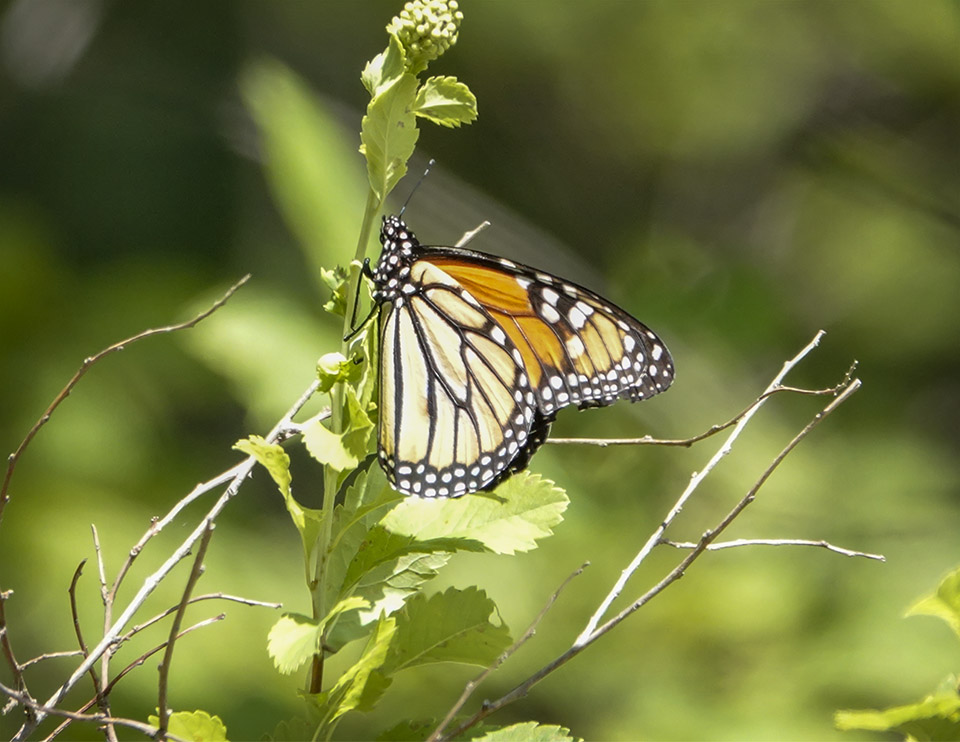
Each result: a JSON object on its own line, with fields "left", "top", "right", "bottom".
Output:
{"left": 369, "top": 214, "right": 674, "bottom": 498}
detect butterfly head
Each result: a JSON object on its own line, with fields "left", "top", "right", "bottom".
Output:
{"left": 372, "top": 215, "right": 421, "bottom": 304}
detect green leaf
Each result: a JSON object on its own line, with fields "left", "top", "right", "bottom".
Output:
{"left": 381, "top": 472, "right": 568, "bottom": 555}
{"left": 907, "top": 566, "right": 960, "bottom": 641}
{"left": 361, "top": 34, "right": 407, "bottom": 97}
{"left": 360, "top": 72, "right": 420, "bottom": 203}
{"left": 241, "top": 59, "right": 366, "bottom": 287}
{"left": 303, "top": 386, "right": 374, "bottom": 473}
{"left": 411, "top": 76, "right": 478, "bottom": 128}
{"left": 268, "top": 598, "right": 369, "bottom": 675}
{"left": 384, "top": 586, "right": 511, "bottom": 673}
{"left": 303, "top": 420, "right": 357, "bottom": 471}
{"left": 147, "top": 710, "right": 228, "bottom": 741}
{"left": 342, "top": 526, "right": 483, "bottom": 595}
{"left": 320, "top": 264, "right": 351, "bottom": 317}
{"left": 315, "top": 616, "right": 398, "bottom": 725}
{"left": 267, "top": 613, "right": 322, "bottom": 675}
{"left": 317, "top": 351, "right": 364, "bottom": 394}
{"left": 236, "top": 436, "right": 324, "bottom": 569}
{"left": 474, "top": 722, "right": 579, "bottom": 742}
{"left": 835, "top": 687, "right": 960, "bottom": 739}
{"left": 326, "top": 547, "right": 451, "bottom": 653}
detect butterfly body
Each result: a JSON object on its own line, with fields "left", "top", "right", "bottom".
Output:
{"left": 371, "top": 215, "right": 673, "bottom": 498}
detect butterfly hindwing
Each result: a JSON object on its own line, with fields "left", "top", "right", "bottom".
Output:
{"left": 377, "top": 258, "right": 541, "bottom": 498}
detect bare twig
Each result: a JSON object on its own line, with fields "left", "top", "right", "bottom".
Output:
{"left": 67, "top": 559, "right": 109, "bottom": 728}
{"left": 0, "top": 274, "right": 251, "bottom": 530}
{"left": 158, "top": 523, "right": 214, "bottom": 734}
{"left": 663, "top": 537, "right": 885, "bottom": 561}
{"left": 428, "top": 563, "right": 588, "bottom": 742}
{"left": 116, "top": 593, "right": 281, "bottom": 647}
{"left": 0, "top": 589, "right": 33, "bottom": 723}
{"left": 456, "top": 220, "right": 491, "bottom": 247}
{"left": 0, "top": 680, "right": 190, "bottom": 742}
{"left": 441, "top": 335, "right": 863, "bottom": 740}
{"left": 15, "top": 378, "right": 320, "bottom": 739}
{"left": 20, "top": 650, "right": 85, "bottom": 670}
{"left": 549, "top": 366, "right": 857, "bottom": 448}
{"left": 43, "top": 615, "right": 225, "bottom": 742}
{"left": 575, "top": 331, "right": 830, "bottom": 644}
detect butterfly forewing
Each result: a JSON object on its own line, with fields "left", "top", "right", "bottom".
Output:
{"left": 429, "top": 251, "right": 674, "bottom": 414}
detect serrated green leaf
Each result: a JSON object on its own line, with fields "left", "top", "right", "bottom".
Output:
{"left": 234, "top": 435, "right": 291, "bottom": 493}
{"left": 384, "top": 586, "right": 511, "bottom": 673}
{"left": 236, "top": 435, "right": 324, "bottom": 569}
{"left": 343, "top": 526, "right": 482, "bottom": 592}
{"left": 382, "top": 472, "right": 568, "bottom": 555}
{"left": 474, "top": 722, "right": 579, "bottom": 742}
{"left": 303, "top": 420, "right": 359, "bottom": 471}
{"left": 360, "top": 73, "right": 420, "bottom": 202}
{"left": 303, "top": 385, "right": 374, "bottom": 473}
{"left": 361, "top": 34, "right": 407, "bottom": 97}
{"left": 268, "top": 613, "right": 322, "bottom": 675}
{"left": 315, "top": 616, "right": 397, "bottom": 725}
{"left": 835, "top": 688, "right": 960, "bottom": 739}
{"left": 411, "top": 76, "right": 478, "bottom": 128}
{"left": 908, "top": 566, "right": 960, "bottom": 641}
{"left": 268, "top": 597, "right": 369, "bottom": 675}
{"left": 147, "top": 710, "right": 228, "bottom": 741}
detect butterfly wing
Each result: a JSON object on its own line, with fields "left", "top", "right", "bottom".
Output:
{"left": 377, "top": 257, "right": 544, "bottom": 498}
{"left": 424, "top": 249, "right": 675, "bottom": 415}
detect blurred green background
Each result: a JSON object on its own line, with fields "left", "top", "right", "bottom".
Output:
{"left": 2, "top": 1, "right": 959, "bottom": 739}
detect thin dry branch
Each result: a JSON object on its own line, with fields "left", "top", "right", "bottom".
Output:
{"left": 0, "top": 589, "right": 32, "bottom": 723}
{"left": 20, "top": 650, "right": 85, "bottom": 670}
{"left": 67, "top": 558, "right": 110, "bottom": 730}
{"left": 441, "top": 335, "right": 865, "bottom": 740}
{"left": 549, "top": 363, "right": 857, "bottom": 448}
{"left": 0, "top": 680, "right": 190, "bottom": 742}
{"left": 158, "top": 523, "right": 214, "bottom": 734}
{"left": 15, "top": 377, "right": 320, "bottom": 740}
{"left": 0, "top": 274, "right": 250, "bottom": 529}
{"left": 663, "top": 537, "right": 885, "bottom": 561}
{"left": 43, "top": 614, "right": 225, "bottom": 742}
{"left": 576, "top": 331, "right": 831, "bottom": 643}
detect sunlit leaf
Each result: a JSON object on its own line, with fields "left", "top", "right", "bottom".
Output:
{"left": 147, "top": 710, "right": 228, "bottom": 741}
{"left": 360, "top": 72, "right": 420, "bottom": 202}
{"left": 474, "top": 722, "right": 579, "bottom": 742}
{"left": 382, "top": 472, "right": 568, "bottom": 554}
{"left": 835, "top": 687, "right": 960, "bottom": 739}
{"left": 411, "top": 76, "right": 478, "bottom": 128}
{"left": 314, "top": 616, "right": 398, "bottom": 726}
{"left": 268, "top": 597, "right": 369, "bottom": 675}
{"left": 907, "top": 566, "right": 960, "bottom": 641}
{"left": 235, "top": 435, "right": 324, "bottom": 566}
{"left": 361, "top": 34, "right": 407, "bottom": 97}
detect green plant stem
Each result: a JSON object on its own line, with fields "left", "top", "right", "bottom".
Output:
{"left": 308, "top": 187, "right": 381, "bottom": 695}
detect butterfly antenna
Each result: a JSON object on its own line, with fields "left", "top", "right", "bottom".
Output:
{"left": 399, "top": 158, "right": 435, "bottom": 217}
